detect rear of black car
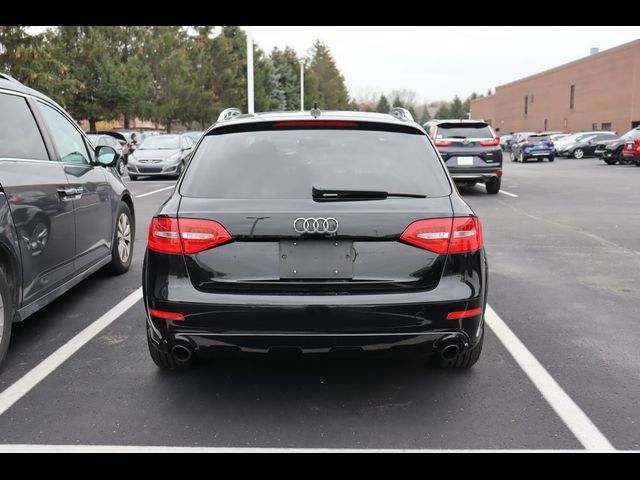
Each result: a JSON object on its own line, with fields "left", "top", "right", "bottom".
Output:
{"left": 143, "top": 116, "right": 487, "bottom": 370}
{"left": 430, "top": 121, "right": 503, "bottom": 194}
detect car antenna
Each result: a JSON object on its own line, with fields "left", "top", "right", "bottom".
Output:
{"left": 311, "top": 102, "right": 321, "bottom": 119}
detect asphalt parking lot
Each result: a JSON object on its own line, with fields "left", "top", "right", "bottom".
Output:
{"left": 0, "top": 154, "right": 638, "bottom": 452}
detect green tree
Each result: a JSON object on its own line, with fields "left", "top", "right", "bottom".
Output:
{"left": 270, "top": 46, "right": 301, "bottom": 111}
{"left": 448, "top": 95, "right": 466, "bottom": 119}
{"left": 435, "top": 104, "right": 451, "bottom": 119}
{"left": 304, "top": 40, "right": 350, "bottom": 110}
{"left": 376, "top": 94, "right": 390, "bottom": 113}
{"left": 419, "top": 104, "right": 432, "bottom": 124}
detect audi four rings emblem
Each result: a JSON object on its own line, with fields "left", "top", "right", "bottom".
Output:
{"left": 293, "top": 217, "right": 339, "bottom": 234}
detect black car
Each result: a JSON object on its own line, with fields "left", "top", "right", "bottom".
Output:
{"left": 143, "top": 107, "right": 487, "bottom": 370}
{"left": 0, "top": 73, "right": 135, "bottom": 368}
{"left": 596, "top": 127, "right": 640, "bottom": 165}
{"left": 555, "top": 132, "right": 618, "bottom": 159}
{"left": 424, "top": 119, "right": 502, "bottom": 194}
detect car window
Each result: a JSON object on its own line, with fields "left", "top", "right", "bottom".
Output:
{"left": 434, "top": 123, "right": 493, "bottom": 139}
{"left": 0, "top": 93, "right": 49, "bottom": 161}
{"left": 181, "top": 125, "right": 451, "bottom": 199}
{"left": 37, "top": 101, "right": 91, "bottom": 165}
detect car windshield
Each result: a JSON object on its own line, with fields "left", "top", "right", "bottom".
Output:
{"left": 434, "top": 122, "right": 493, "bottom": 139}
{"left": 620, "top": 128, "right": 640, "bottom": 140}
{"left": 181, "top": 125, "right": 451, "bottom": 199}
{"left": 139, "top": 135, "right": 180, "bottom": 150}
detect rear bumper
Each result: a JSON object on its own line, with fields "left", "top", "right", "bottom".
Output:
{"left": 621, "top": 150, "right": 640, "bottom": 159}
{"left": 523, "top": 149, "right": 555, "bottom": 158}
{"left": 450, "top": 169, "right": 502, "bottom": 182}
{"left": 143, "top": 249, "right": 488, "bottom": 356}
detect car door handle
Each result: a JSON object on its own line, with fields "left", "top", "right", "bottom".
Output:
{"left": 57, "top": 187, "right": 83, "bottom": 201}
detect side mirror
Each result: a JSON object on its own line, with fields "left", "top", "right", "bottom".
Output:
{"left": 96, "top": 145, "right": 119, "bottom": 167}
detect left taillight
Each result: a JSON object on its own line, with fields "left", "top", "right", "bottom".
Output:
{"left": 400, "top": 217, "right": 483, "bottom": 254}
{"left": 148, "top": 217, "right": 232, "bottom": 255}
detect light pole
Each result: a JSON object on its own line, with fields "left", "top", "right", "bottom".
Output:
{"left": 300, "top": 60, "right": 305, "bottom": 111}
{"left": 246, "top": 26, "right": 254, "bottom": 114}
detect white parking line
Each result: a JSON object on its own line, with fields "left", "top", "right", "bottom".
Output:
{"left": 499, "top": 189, "right": 519, "bottom": 197}
{"left": 0, "top": 288, "right": 143, "bottom": 418}
{"left": 136, "top": 186, "right": 175, "bottom": 198}
{"left": 0, "top": 445, "right": 598, "bottom": 453}
{"left": 485, "top": 304, "right": 615, "bottom": 452}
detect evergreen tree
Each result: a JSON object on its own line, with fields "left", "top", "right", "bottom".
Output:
{"left": 435, "top": 104, "right": 451, "bottom": 119}
{"left": 270, "top": 46, "right": 301, "bottom": 111}
{"left": 305, "top": 40, "right": 350, "bottom": 110}
{"left": 420, "top": 104, "right": 432, "bottom": 124}
{"left": 376, "top": 94, "right": 390, "bottom": 113}
{"left": 448, "top": 95, "right": 466, "bottom": 119}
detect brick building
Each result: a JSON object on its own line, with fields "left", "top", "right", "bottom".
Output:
{"left": 470, "top": 39, "right": 640, "bottom": 134}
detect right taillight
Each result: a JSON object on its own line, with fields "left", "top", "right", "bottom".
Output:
{"left": 400, "top": 217, "right": 483, "bottom": 254}
{"left": 148, "top": 217, "right": 232, "bottom": 255}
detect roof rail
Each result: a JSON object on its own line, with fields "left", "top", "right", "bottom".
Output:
{"left": 0, "top": 73, "right": 22, "bottom": 85}
{"left": 389, "top": 107, "right": 414, "bottom": 122}
{"left": 217, "top": 107, "right": 242, "bottom": 122}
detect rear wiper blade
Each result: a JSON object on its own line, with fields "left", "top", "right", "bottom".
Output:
{"left": 312, "top": 187, "right": 426, "bottom": 201}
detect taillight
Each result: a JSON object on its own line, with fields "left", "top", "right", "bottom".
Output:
{"left": 149, "top": 308, "right": 185, "bottom": 321}
{"left": 400, "top": 217, "right": 483, "bottom": 254}
{"left": 479, "top": 137, "right": 500, "bottom": 146}
{"left": 446, "top": 308, "right": 482, "bottom": 320}
{"left": 148, "top": 217, "right": 181, "bottom": 254}
{"left": 148, "top": 217, "right": 232, "bottom": 255}
{"left": 434, "top": 140, "right": 453, "bottom": 147}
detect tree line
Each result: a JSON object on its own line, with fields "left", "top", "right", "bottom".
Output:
{"left": 0, "top": 26, "right": 355, "bottom": 131}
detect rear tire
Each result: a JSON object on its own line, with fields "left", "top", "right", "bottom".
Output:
{"left": 436, "top": 330, "right": 484, "bottom": 369}
{"left": 485, "top": 177, "right": 501, "bottom": 194}
{"left": 104, "top": 202, "right": 134, "bottom": 275}
{"left": 604, "top": 157, "right": 617, "bottom": 165}
{"left": 548, "top": 155, "right": 555, "bottom": 162}
{"left": 0, "top": 266, "right": 14, "bottom": 371}
{"left": 147, "top": 328, "right": 192, "bottom": 370}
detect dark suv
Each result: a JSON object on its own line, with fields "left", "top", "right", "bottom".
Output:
{"left": 0, "top": 73, "right": 135, "bottom": 368}
{"left": 596, "top": 127, "right": 640, "bottom": 165}
{"left": 143, "top": 108, "right": 487, "bottom": 371}
{"left": 424, "top": 119, "right": 502, "bottom": 194}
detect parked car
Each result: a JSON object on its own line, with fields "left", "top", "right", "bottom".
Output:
{"left": 555, "top": 132, "right": 618, "bottom": 158}
{"left": 596, "top": 127, "right": 640, "bottom": 165}
{"left": 181, "top": 130, "right": 204, "bottom": 144}
{"left": 126, "top": 134, "right": 194, "bottom": 180}
{"left": 87, "top": 133, "right": 127, "bottom": 175}
{"left": 144, "top": 107, "right": 487, "bottom": 370}
{"left": 621, "top": 129, "right": 640, "bottom": 166}
{"left": 511, "top": 133, "right": 555, "bottom": 162}
{"left": 424, "top": 119, "right": 503, "bottom": 194}
{"left": 0, "top": 73, "right": 135, "bottom": 368}
{"left": 549, "top": 133, "right": 571, "bottom": 145}
{"left": 508, "top": 132, "right": 536, "bottom": 153}
{"left": 499, "top": 134, "right": 513, "bottom": 151}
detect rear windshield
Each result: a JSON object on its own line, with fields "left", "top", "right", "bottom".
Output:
{"left": 434, "top": 123, "right": 493, "bottom": 139}
{"left": 527, "top": 135, "right": 551, "bottom": 141}
{"left": 180, "top": 125, "right": 451, "bottom": 199}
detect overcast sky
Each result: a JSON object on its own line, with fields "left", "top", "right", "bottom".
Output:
{"left": 250, "top": 26, "right": 640, "bottom": 104}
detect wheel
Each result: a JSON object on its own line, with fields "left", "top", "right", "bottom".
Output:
{"left": 548, "top": 155, "right": 555, "bottom": 162}
{"left": 618, "top": 149, "right": 629, "bottom": 165}
{"left": 129, "top": 175, "right": 138, "bottom": 181}
{"left": 0, "top": 265, "right": 14, "bottom": 370}
{"left": 104, "top": 202, "right": 134, "bottom": 275}
{"left": 435, "top": 329, "right": 484, "bottom": 369}
{"left": 116, "top": 158, "right": 126, "bottom": 176}
{"left": 485, "top": 177, "right": 501, "bottom": 194}
{"left": 519, "top": 152, "right": 526, "bottom": 163}
{"left": 573, "top": 148, "right": 584, "bottom": 159}
{"left": 147, "top": 328, "right": 192, "bottom": 370}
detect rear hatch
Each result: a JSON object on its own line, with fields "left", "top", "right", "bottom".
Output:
{"left": 524, "top": 134, "right": 554, "bottom": 154}
{"left": 431, "top": 121, "right": 501, "bottom": 169}
{"left": 176, "top": 120, "right": 454, "bottom": 294}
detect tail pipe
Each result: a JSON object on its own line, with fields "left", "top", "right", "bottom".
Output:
{"left": 436, "top": 333, "right": 469, "bottom": 360}
{"left": 171, "top": 342, "right": 193, "bottom": 362}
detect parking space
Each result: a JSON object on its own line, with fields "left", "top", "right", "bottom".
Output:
{"left": 0, "top": 157, "right": 638, "bottom": 451}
